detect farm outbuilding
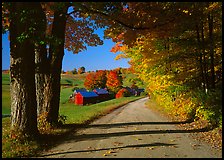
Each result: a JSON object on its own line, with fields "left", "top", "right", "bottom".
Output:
{"left": 75, "top": 91, "right": 98, "bottom": 105}
{"left": 73, "top": 88, "right": 87, "bottom": 95}
{"left": 93, "top": 88, "right": 110, "bottom": 102}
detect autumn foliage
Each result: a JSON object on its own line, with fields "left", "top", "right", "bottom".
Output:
{"left": 84, "top": 70, "right": 107, "bottom": 90}
{"left": 106, "top": 70, "right": 123, "bottom": 93}
{"left": 115, "top": 88, "right": 131, "bottom": 99}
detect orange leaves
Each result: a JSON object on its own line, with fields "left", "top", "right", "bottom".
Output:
{"left": 106, "top": 70, "right": 122, "bottom": 93}
{"left": 84, "top": 72, "right": 97, "bottom": 90}
{"left": 115, "top": 88, "right": 130, "bottom": 98}
{"left": 84, "top": 70, "right": 107, "bottom": 90}
{"left": 110, "top": 42, "right": 127, "bottom": 53}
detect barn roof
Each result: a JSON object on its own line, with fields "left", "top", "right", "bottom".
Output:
{"left": 78, "top": 91, "right": 98, "bottom": 98}
{"left": 74, "top": 89, "right": 87, "bottom": 94}
{"left": 137, "top": 88, "right": 145, "bottom": 92}
{"left": 93, "top": 88, "right": 109, "bottom": 95}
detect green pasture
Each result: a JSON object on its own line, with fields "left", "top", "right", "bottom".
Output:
{"left": 2, "top": 73, "right": 85, "bottom": 114}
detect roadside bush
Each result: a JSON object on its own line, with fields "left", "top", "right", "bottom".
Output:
{"left": 58, "top": 114, "right": 67, "bottom": 126}
{"left": 140, "top": 91, "right": 148, "bottom": 97}
{"left": 116, "top": 88, "right": 131, "bottom": 98}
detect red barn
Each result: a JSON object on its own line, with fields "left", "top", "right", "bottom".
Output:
{"left": 75, "top": 91, "right": 98, "bottom": 105}
{"left": 93, "top": 88, "right": 109, "bottom": 102}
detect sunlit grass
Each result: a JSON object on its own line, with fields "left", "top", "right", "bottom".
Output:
{"left": 60, "top": 96, "right": 142, "bottom": 124}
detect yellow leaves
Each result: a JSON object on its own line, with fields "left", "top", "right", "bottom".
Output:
{"left": 103, "top": 149, "right": 117, "bottom": 157}
{"left": 182, "top": 10, "right": 192, "bottom": 15}
{"left": 182, "top": 10, "right": 189, "bottom": 14}
{"left": 207, "top": 2, "right": 220, "bottom": 12}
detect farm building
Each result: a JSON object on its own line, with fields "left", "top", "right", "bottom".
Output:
{"left": 73, "top": 88, "right": 87, "bottom": 95}
{"left": 93, "top": 88, "right": 110, "bottom": 102}
{"left": 75, "top": 91, "right": 98, "bottom": 105}
{"left": 124, "top": 87, "right": 135, "bottom": 95}
{"left": 135, "top": 88, "right": 145, "bottom": 96}
{"left": 124, "top": 87, "right": 145, "bottom": 96}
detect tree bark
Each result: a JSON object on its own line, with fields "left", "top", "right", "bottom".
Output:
{"left": 196, "top": 24, "right": 206, "bottom": 91}
{"left": 200, "top": 22, "right": 209, "bottom": 91}
{"left": 208, "top": 13, "right": 215, "bottom": 89}
{"left": 9, "top": 2, "right": 40, "bottom": 138}
{"left": 44, "top": 4, "right": 69, "bottom": 125}
{"left": 34, "top": 4, "right": 49, "bottom": 116}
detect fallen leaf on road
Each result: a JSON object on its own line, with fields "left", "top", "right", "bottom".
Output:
{"left": 113, "top": 141, "right": 123, "bottom": 146}
{"left": 148, "top": 147, "right": 154, "bottom": 150}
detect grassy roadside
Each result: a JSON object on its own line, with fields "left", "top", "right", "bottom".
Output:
{"left": 2, "top": 96, "right": 144, "bottom": 158}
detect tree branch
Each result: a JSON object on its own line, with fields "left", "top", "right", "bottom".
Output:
{"left": 79, "top": 4, "right": 176, "bottom": 31}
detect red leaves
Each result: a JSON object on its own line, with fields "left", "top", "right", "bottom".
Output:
{"left": 84, "top": 70, "right": 107, "bottom": 90}
{"left": 115, "top": 88, "right": 130, "bottom": 98}
{"left": 106, "top": 70, "right": 122, "bottom": 93}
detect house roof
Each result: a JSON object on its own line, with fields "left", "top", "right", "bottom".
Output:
{"left": 78, "top": 91, "right": 98, "bottom": 98}
{"left": 137, "top": 89, "right": 145, "bottom": 92}
{"left": 74, "top": 89, "right": 87, "bottom": 94}
{"left": 93, "top": 88, "right": 109, "bottom": 95}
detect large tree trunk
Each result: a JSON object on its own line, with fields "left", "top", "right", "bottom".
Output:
{"left": 43, "top": 4, "right": 69, "bottom": 125}
{"left": 9, "top": 2, "right": 40, "bottom": 138}
{"left": 34, "top": 4, "right": 49, "bottom": 116}
{"left": 35, "top": 44, "right": 49, "bottom": 116}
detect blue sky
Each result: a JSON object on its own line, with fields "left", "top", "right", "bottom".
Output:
{"left": 2, "top": 29, "right": 130, "bottom": 72}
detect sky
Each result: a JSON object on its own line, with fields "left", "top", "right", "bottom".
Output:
{"left": 2, "top": 29, "right": 130, "bottom": 72}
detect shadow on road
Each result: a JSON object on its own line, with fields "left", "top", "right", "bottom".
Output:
{"left": 37, "top": 120, "right": 211, "bottom": 157}
{"left": 40, "top": 142, "right": 176, "bottom": 157}
{"left": 78, "top": 120, "right": 194, "bottom": 129}
{"left": 70, "top": 127, "right": 210, "bottom": 142}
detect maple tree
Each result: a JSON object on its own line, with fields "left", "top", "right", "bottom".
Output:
{"left": 84, "top": 70, "right": 107, "bottom": 90}
{"left": 4, "top": 2, "right": 43, "bottom": 139}
{"left": 105, "top": 2, "right": 222, "bottom": 124}
{"left": 84, "top": 72, "right": 97, "bottom": 90}
{"left": 2, "top": 2, "right": 107, "bottom": 129}
{"left": 115, "top": 88, "right": 131, "bottom": 99}
{"left": 106, "top": 70, "right": 123, "bottom": 93}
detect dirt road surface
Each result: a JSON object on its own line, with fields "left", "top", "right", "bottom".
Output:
{"left": 39, "top": 97, "right": 222, "bottom": 158}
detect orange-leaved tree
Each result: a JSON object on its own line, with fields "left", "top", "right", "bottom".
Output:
{"left": 106, "top": 70, "right": 123, "bottom": 93}
{"left": 84, "top": 72, "right": 97, "bottom": 90}
{"left": 84, "top": 70, "right": 107, "bottom": 90}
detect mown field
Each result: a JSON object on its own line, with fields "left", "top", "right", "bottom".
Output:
{"left": 2, "top": 73, "right": 85, "bottom": 114}
{"left": 2, "top": 71, "right": 145, "bottom": 114}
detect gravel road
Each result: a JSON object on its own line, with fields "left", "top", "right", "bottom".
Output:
{"left": 39, "top": 97, "right": 222, "bottom": 158}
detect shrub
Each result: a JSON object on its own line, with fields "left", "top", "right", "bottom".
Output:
{"left": 116, "top": 88, "right": 131, "bottom": 98}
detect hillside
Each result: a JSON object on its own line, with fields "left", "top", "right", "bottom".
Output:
{"left": 2, "top": 70, "right": 144, "bottom": 114}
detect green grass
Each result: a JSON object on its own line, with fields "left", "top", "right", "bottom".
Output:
{"left": 59, "top": 96, "right": 143, "bottom": 124}
{"left": 2, "top": 73, "right": 11, "bottom": 114}
{"left": 61, "top": 74, "right": 85, "bottom": 88}
{"left": 1, "top": 73, "right": 85, "bottom": 114}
